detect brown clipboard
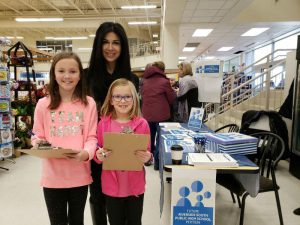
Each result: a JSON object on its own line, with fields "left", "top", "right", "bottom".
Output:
{"left": 18, "top": 148, "right": 78, "bottom": 158}
{"left": 103, "top": 133, "right": 150, "bottom": 171}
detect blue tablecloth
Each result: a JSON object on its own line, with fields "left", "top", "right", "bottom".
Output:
{"left": 158, "top": 123, "right": 260, "bottom": 215}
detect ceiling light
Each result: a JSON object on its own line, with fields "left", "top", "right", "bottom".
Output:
{"left": 179, "top": 56, "right": 187, "bottom": 60}
{"left": 128, "top": 21, "right": 157, "bottom": 25}
{"left": 45, "top": 36, "right": 88, "bottom": 40}
{"left": 192, "top": 29, "right": 213, "bottom": 37}
{"left": 38, "top": 47, "right": 53, "bottom": 51}
{"left": 153, "top": 41, "right": 158, "bottom": 44}
{"left": 16, "top": 36, "right": 24, "bottom": 39}
{"left": 89, "top": 34, "right": 96, "bottom": 37}
{"left": 121, "top": 5, "right": 156, "bottom": 9}
{"left": 5, "top": 36, "right": 14, "bottom": 39}
{"left": 15, "top": 18, "right": 64, "bottom": 22}
{"left": 205, "top": 56, "right": 215, "bottom": 60}
{"left": 241, "top": 28, "right": 269, "bottom": 36}
{"left": 77, "top": 48, "right": 93, "bottom": 51}
{"left": 217, "top": 47, "right": 233, "bottom": 51}
{"left": 183, "top": 47, "right": 196, "bottom": 52}
{"left": 153, "top": 34, "right": 158, "bottom": 38}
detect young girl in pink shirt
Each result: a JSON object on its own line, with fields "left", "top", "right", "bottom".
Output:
{"left": 95, "top": 78, "right": 152, "bottom": 225}
{"left": 31, "top": 52, "right": 98, "bottom": 225}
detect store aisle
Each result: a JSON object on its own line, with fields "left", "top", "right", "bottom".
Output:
{"left": 0, "top": 155, "right": 299, "bottom": 225}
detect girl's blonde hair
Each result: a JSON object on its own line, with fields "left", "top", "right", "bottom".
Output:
{"left": 178, "top": 62, "right": 193, "bottom": 76}
{"left": 101, "top": 78, "right": 141, "bottom": 119}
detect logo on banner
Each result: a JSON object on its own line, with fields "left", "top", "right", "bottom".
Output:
{"left": 173, "top": 180, "right": 213, "bottom": 225}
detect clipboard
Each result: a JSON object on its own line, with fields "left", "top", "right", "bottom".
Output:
{"left": 103, "top": 133, "right": 150, "bottom": 171}
{"left": 18, "top": 148, "right": 78, "bottom": 158}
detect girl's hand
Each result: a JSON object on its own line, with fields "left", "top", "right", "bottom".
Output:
{"left": 96, "top": 147, "right": 112, "bottom": 161}
{"left": 135, "top": 150, "right": 152, "bottom": 163}
{"left": 64, "top": 151, "right": 89, "bottom": 162}
{"left": 31, "top": 139, "right": 46, "bottom": 149}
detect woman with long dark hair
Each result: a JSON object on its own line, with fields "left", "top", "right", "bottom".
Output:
{"left": 86, "top": 22, "right": 139, "bottom": 225}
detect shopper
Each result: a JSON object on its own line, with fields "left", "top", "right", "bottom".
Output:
{"left": 95, "top": 78, "right": 151, "bottom": 225}
{"left": 86, "top": 22, "right": 139, "bottom": 225}
{"left": 176, "top": 62, "right": 201, "bottom": 123}
{"left": 141, "top": 61, "right": 176, "bottom": 170}
{"left": 31, "top": 52, "right": 98, "bottom": 225}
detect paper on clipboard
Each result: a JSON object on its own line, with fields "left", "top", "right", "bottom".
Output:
{"left": 18, "top": 148, "right": 78, "bottom": 158}
{"left": 103, "top": 133, "right": 150, "bottom": 171}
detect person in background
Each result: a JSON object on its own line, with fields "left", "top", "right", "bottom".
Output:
{"left": 86, "top": 22, "right": 139, "bottom": 225}
{"left": 95, "top": 78, "right": 151, "bottom": 225}
{"left": 176, "top": 62, "right": 201, "bottom": 123}
{"left": 31, "top": 52, "right": 98, "bottom": 225}
{"left": 142, "top": 61, "right": 176, "bottom": 170}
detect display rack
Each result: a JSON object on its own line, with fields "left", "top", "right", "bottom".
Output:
{"left": 0, "top": 38, "right": 14, "bottom": 170}
{"left": 7, "top": 41, "right": 37, "bottom": 153}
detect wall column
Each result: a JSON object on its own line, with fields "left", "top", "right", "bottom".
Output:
{"left": 161, "top": 24, "right": 179, "bottom": 70}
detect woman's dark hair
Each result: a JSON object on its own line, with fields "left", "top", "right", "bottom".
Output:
{"left": 87, "top": 22, "right": 132, "bottom": 105}
{"left": 48, "top": 52, "right": 87, "bottom": 109}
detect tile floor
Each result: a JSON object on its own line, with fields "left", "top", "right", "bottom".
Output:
{"left": 0, "top": 155, "right": 299, "bottom": 225}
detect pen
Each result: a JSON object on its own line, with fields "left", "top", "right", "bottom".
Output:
{"left": 28, "top": 130, "right": 40, "bottom": 140}
{"left": 206, "top": 153, "right": 213, "bottom": 161}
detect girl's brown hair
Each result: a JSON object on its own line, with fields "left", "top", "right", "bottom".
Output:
{"left": 48, "top": 52, "right": 87, "bottom": 109}
{"left": 101, "top": 78, "right": 140, "bottom": 119}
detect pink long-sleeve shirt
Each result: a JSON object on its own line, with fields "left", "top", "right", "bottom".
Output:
{"left": 32, "top": 96, "right": 98, "bottom": 188}
{"left": 96, "top": 115, "right": 151, "bottom": 197}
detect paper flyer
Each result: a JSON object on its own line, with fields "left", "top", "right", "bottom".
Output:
{"left": 188, "top": 108, "right": 204, "bottom": 129}
{"left": 172, "top": 168, "right": 216, "bottom": 225}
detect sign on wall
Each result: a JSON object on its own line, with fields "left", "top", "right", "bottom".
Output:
{"left": 193, "top": 61, "right": 223, "bottom": 103}
{"left": 172, "top": 168, "right": 216, "bottom": 225}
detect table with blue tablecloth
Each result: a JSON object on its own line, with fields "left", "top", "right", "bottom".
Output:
{"left": 157, "top": 123, "right": 259, "bottom": 225}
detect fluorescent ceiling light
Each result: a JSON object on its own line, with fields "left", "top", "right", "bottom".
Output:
{"left": 153, "top": 41, "right": 158, "bottom": 44}
{"left": 153, "top": 34, "right": 158, "bottom": 38}
{"left": 121, "top": 5, "right": 156, "bottom": 9}
{"left": 16, "top": 36, "right": 24, "bottom": 39}
{"left": 217, "top": 47, "right": 233, "bottom": 51}
{"left": 179, "top": 56, "right": 187, "bottom": 60}
{"left": 128, "top": 21, "right": 157, "bottom": 25}
{"left": 77, "top": 48, "right": 93, "bottom": 51}
{"left": 205, "top": 56, "right": 215, "bottom": 60}
{"left": 192, "top": 29, "right": 213, "bottom": 37}
{"left": 45, "top": 36, "right": 88, "bottom": 40}
{"left": 241, "top": 28, "right": 269, "bottom": 36}
{"left": 5, "top": 36, "right": 14, "bottom": 39}
{"left": 89, "top": 34, "right": 96, "bottom": 37}
{"left": 38, "top": 47, "right": 53, "bottom": 51}
{"left": 183, "top": 47, "right": 196, "bottom": 52}
{"left": 15, "top": 18, "right": 63, "bottom": 22}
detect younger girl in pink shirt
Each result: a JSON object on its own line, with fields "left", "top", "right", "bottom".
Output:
{"left": 95, "top": 78, "right": 152, "bottom": 225}
{"left": 32, "top": 52, "right": 98, "bottom": 225}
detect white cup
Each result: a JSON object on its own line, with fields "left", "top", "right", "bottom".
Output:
{"left": 171, "top": 145, "right": 183, "bottom": 165}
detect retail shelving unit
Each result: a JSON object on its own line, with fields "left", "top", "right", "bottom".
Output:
{"left": 0, "top": 38, "right": 13, "bottom": 170}
{"left": 7, "top": 41, "right": 37, "bottom": 152}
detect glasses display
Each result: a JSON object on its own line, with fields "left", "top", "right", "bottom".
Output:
{"left": 112, "top": 95, "right": 133, "bottom": 102}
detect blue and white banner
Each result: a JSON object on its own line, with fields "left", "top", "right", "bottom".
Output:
{"left": 172, "top": 168, "right": 216, "bottom": 225}
{"left": 193, "top": 60, "right": 223, "bottom": 103}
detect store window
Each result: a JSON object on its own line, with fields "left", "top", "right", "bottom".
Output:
{"left": 274, "top": 33, "right": 299, "bottom": 60}
{"left": 254, "top": 44, "right": 272, "bottom": 65}
{"left": 36, "top": 40, "right": 72, "bottom": 53}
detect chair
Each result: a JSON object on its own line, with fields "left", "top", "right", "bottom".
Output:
{"left": 214, "top": 123, "right": 239, "bottom": 133}
{"left": 217, "top": 132, "right": 284, "bottom": 225}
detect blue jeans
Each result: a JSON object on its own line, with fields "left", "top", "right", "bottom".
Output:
{"left": 148, "top": 122, "right": 161, "bottom": 170}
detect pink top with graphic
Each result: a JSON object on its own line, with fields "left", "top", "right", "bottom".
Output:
{"left": 32, "top": 96, "right": 98, "bottom": 188}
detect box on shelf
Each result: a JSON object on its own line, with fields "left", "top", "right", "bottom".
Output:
{"left": 205, "top": 132, "right": 258, "bottom": 155}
